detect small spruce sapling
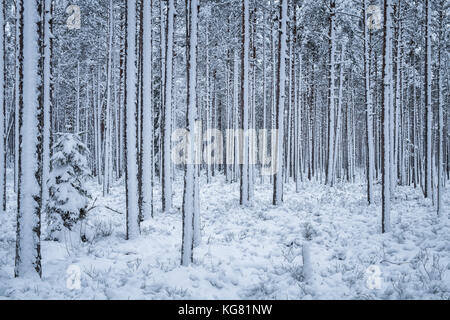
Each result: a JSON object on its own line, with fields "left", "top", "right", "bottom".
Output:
{"left": 46, "top": 133, "right": 91, "bottom": 241}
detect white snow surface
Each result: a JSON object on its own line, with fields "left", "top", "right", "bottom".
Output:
{"left": 0, "top": 170, "right": 449, "bottom": 299}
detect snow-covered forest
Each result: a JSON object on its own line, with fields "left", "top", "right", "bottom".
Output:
{"left": 0, "top": 0, "right": 449, "bottom": 300}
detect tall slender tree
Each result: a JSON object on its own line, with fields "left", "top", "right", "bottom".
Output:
{"left": 0, "top": 0, "right": 5, "bottom": 213}
{"left": 363, "top": 0, "right": 375, "bottom": 204}
{"left": 15, "top": 0, "right": 44, "bottom": 278}
{"left": 273, "top": 0, "right": 287, "bottom": 205}
{"left": 125, "top": 0, "right": 140, "bottom": 240}
{"left": 41, "top": 0, "right": 53, "bottom": 212}
{"left": 182, "top": 0, "right": 199, "bottom": 266}
{"left": 326, "top": 0, "right": 337, "bottom": 186}
{"left": 424, "top": 0, "right": 432, "bottom": 199}
{"left": 436, "top": 0, "right": 444, "bottom": 216}
{"left": 162, "top": 0, "right": 175, "bottom": 212}
{"left": 103, "top": 0, "right": 114, "bottom": 196}
{"left": 240, "top": 0, "right": 250, "bottom": 206}
{"left": 381, "top": 0, "right": 393, "bottom": 233}
{"left": 14, "top": 0, "right": 21, "bottom": 194}
{"left": 142, "top": 0, "right": 154, "bottom": 219}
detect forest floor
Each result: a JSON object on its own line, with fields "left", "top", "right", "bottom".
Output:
{"left": 0, "top": 171, "right": 449, "bottom": 299}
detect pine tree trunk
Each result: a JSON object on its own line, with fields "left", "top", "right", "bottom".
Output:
{"left": 424, "top": 0, "right": 433, "bottom": 199}
{"left": 326, "top": 0, "right": 337, "bottom": 186}
{"left": 240, "top": 0, "right": 250, "bottom": 206}
{"left": 381, "top": 0, "right": 393, "bottom": 233}
{"left": 41, "top": 0, "right": 52, "bottom": 213}
{"left": 182, "top": 0, "right": 199, "bottom": 266}
{"left": 75, "top": 62, "right": 80, "bottom": 134}
{"left": 125, "top": 0, "right": 140, "bottom": 240}
{"left": 273, "top": 0, "right": 287, "bottom": 205}
{"left": 96, "top": 67, "right": 103, "bottom": 185}
{"left": 364, "top": 0, "right": 375, "bottom": 204}
{"left": 437, "top": 1, "right": 444, "bottom": 216}
{"left": 332, "top": 48, "right": 345, "bottom": 185}
{"left": 233, "top": 51, "right": 240, "bottom": 183}
{"left": 162, "top": 0, "right": 174, "bottom": 212}
{"left": 0, "top": 0, "right": 5, "bottom": 213}
{"left": 141, "top": 0, "right": 153, "bottom": 219}
{"left": 14, "top": 0, "right": 21, "bottom": 194}
{"left": 15, "top": 0, "right": 43, "bottom": 278}
{"left": 103, "top": 0, "right": 114, "bottom": 197}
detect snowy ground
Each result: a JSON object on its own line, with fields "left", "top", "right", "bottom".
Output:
{"left": 0, "top": 170, "right": 449, "bottom": 300}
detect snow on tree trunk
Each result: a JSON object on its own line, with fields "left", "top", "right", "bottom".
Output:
{"left": 41, "top": 0, "right": 52, "bottom": 213}
{"left": 296, "top": 54, "right": 303, "bottom": 191}
{"left": 162, "top": 0, "right": 174, "bottom": 212}
{"left": 194, "top": 162, "right": 201, "bottom": 247}
{"left": 75, "top": 62, "right": 80, "bottom": 134}
{"left": 332, "top": 48, "right": 345, "bottom": 185}
{"left": 15, "top": 0, "right": 43, "bottom": 278}
{"left": 437, "top": 2, "right": 444, "bottom": 216}
{"left": 389, "top": 8, "right": 395, "bottom": 196}
{"left": 0, "top": 0, "right": 5, "bottom": 213}
{"left": 141, "top": 0, "right": 153, "bottom": 219}
{"left": 240, "top": 0, "right": 250, "bottom": 206}
{"left": 14, "top": 0, "right": 21, "bottom": 194}
{"left": 96, "top": 66, "right": 102, "bottom": 185}
{"left": 249, "top": 9, "right": 256, "bottom": 201}
{"left": 271, "top": 8, "right": 276, "bottom": 184}
{"left": 160, "top": 0, "right": 166, "bottom": 132}
{"left": 85, "top": 75, "right": 90, "bottom": 146}
{"left": 93, "top": 72, "right": 99, "bottom": 177}
{"left": 182, "top": 0, "right": 199, "bottom": 266}
{"left": 233, "top": 50, "right": 240, "bottom": 182}
{"left": 285, "top": 24, "right": 293, "bottom": 184}
{"left": 326, "top": 0, "right": 337, "bottom": 186}
{"left": 393, "top": 3, "right": 401, "bottom": 189}
{"left": 424, "top": 0, "right": 432, "bottom": 199}
{"left": 381, "top": 0, "right": 393, "bottom": 233}
{"left": 103, "top": 0, "right": 114, "bottom": 197}
{"left": 205, "top": 24, "right": 211, "bottom": 184}
{"left": 125, "top": 0, "right": 140, "bottom": 240}
{"left": 261, "top": 8, "right": 267, "bottom": 184}
{"left": 226, "top": 50, "right": 232, "bottom": 183}
{"left": 273, "top": 0, "right": 287, "bottom": 205}
{"left": 364, "top": 0, "right": 375, "bottom": 204}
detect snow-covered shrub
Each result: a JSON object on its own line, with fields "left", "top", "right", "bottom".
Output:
{"left": 45, "top": 133, "right": 91, "bottom": 241}
{"left": 410, "top": 249, "right": 449, "bottom": 298}
{"left": 301, "top": 222, "right": 318, "bottom": 241}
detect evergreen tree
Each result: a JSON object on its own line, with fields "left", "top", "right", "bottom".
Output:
{"left": 46, "top": 133, "right": 91, "bottom": 241}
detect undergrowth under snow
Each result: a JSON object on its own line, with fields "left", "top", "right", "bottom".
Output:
{"left": 0, "top": 171, "right": 449, "bottom": 300}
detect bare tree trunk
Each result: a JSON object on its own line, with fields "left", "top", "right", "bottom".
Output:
{"left": 182, "top": 0, "right": 199, "bottom": 266}
{"left": 14, "top": 0, "right": 21, "bottom": 194}
{"left": 162, "top": 0, "right": 175, "bottom": 212}
{"left": 125, "top": 0, "right": 140, "bottom": 239}
{"left": 273, "top": 0, "right": 287, "bottom": 205}
{"left": 240, "top": 0, "right": 250, "bottom": 206}
{"left": 437, "top": 1, "right": 444, "bottom": 216}
{"left": 103, "top": 0, "right": 114, "bottom": 197}
{"left": 424, "top": 0, "right": 433, "bottom": 199}
{"left": 141, "top": 0, "right": 153, "bottom": 219}
{"left": 0, "top": 0, "right": 5, "bottom": 212}
{"left": 15, "top": 0, "right": 43, "bottom": 278}
{"left": 364, "top": 0, "right": 375, "bottom": 204}
{"left": 381, "top": 0, "right": 393, "bottom": 233}
{"left": 326, "top": 0, "right": 337, "bottom": 186}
